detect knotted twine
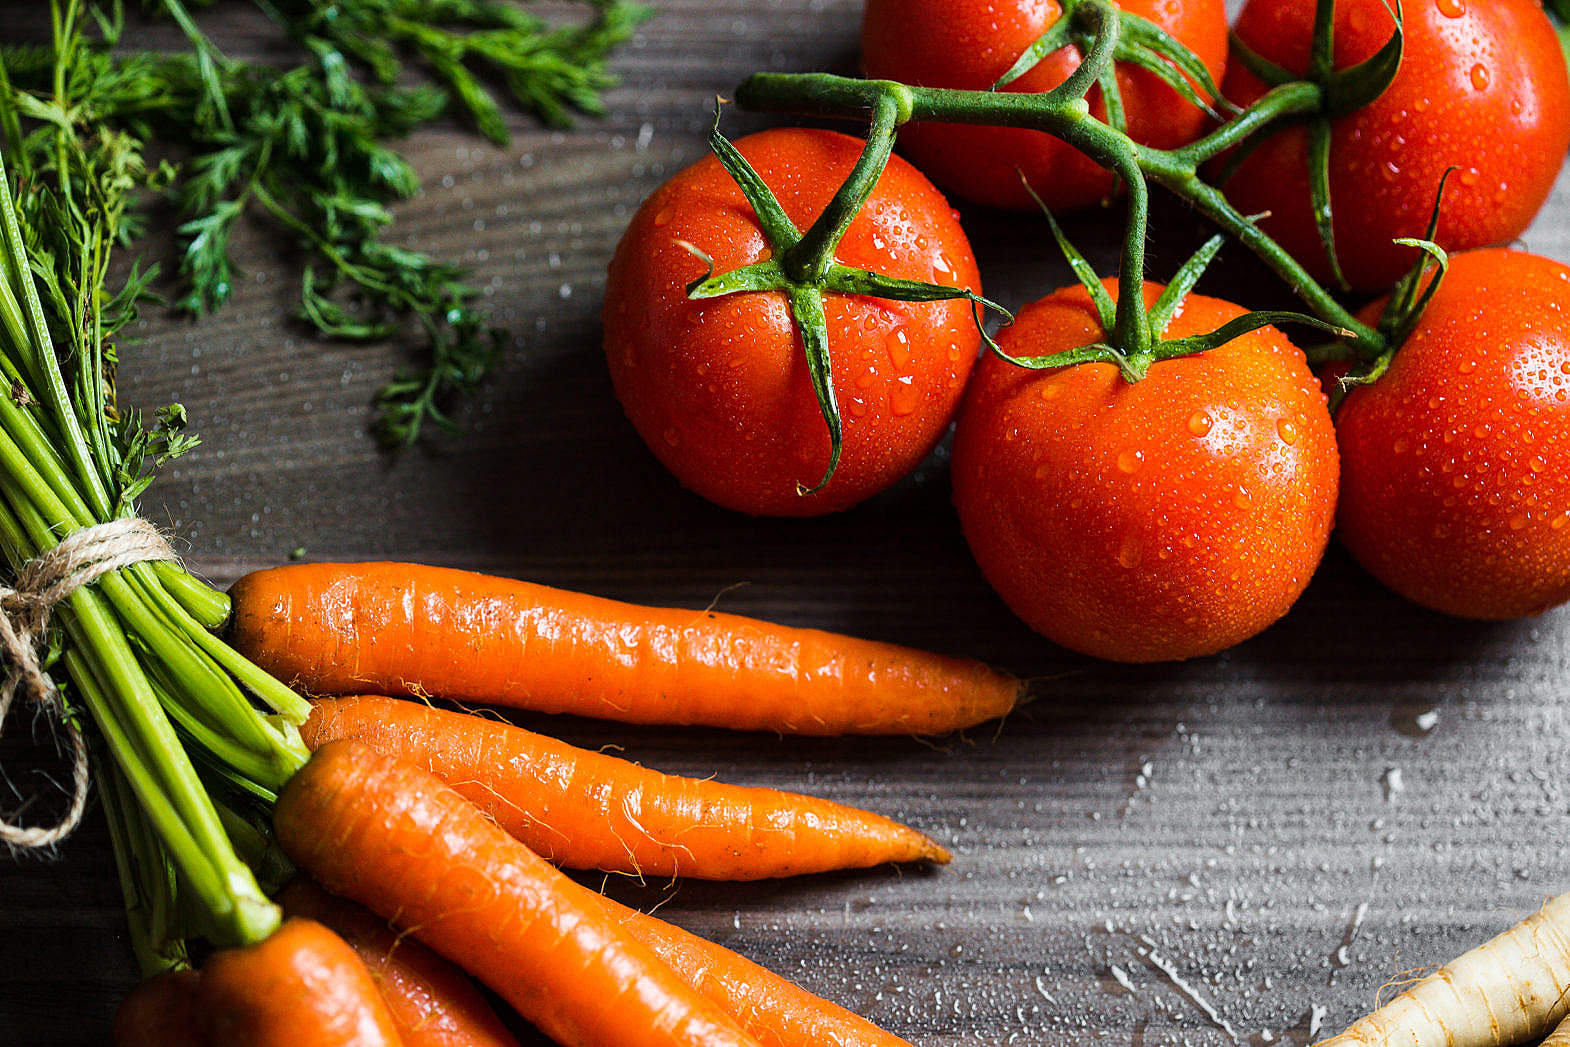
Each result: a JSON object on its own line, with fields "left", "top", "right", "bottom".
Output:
{"left": 0, "top": 518, "right": 177, "bottom": 849}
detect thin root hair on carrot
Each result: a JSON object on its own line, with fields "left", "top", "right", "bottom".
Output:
{"left": 1374, "top": 965, "right": 1439, "bottom": 1009}
{"left": 696, "top": 580, "right": 751, "bottom": 618}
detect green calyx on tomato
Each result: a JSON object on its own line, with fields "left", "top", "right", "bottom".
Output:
{"left": 988, "top": 187, "right": 1351, "bottom": 386}
{"left": 683, "top": 99, "right": 1008, "bottom": 495}
{"left": 993, "top": 0, "right": 1235, "bottom": 134}
{"left": 1223, "top": 0, "right": 1406, "bottom": 290}
{"left": 1310, "top": 169, "right": 1455, "bottom": 398}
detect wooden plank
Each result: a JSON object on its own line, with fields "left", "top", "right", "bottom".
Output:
{"left": 1, "top": 1, "right": 1568, "bottom": 1043}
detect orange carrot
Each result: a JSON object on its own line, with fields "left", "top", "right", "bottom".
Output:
{"left": 113, "top": 969, "right": 206, "bottom": 1047}
{"left": 602, "top": 893, "right": 913, "bottom": 1047}
{"left": 200, "top": 918, "right": 404, "bottom": 1046}
{"left": 279, "top": 878, "right": 520, "bottom": 1047}
{"left": 274, "top": 741, "right": 768, "bottom": 1047}
{"left": 228, "top": 562, "right": 1021, "bottom": 735}
{"left": 300, "top": 696, "right": 949, "bottom": 880}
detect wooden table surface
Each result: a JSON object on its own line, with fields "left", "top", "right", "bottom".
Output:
{"left": 3, "top": 2, "right": 1569, "bottom": 1043}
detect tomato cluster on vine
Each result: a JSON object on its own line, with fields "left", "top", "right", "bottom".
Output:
{"left": 603, "top": 0, "right": 1570, "bottom": 662}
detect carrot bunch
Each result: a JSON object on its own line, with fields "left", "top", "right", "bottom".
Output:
{"left": 109, "top": 560, "right": 1021, "bottom": 1047}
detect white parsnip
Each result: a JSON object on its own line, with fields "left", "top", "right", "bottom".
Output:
{"left": 1544, "top": 1013, "right": 1570, "bottom": 1047}
{"left": 1317, "top": 892, "right": 1570, "bottom": 1047}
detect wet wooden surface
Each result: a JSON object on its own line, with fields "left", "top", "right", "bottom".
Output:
{"left": 2, "top": 1, "right": 1569, "bottom": 1043}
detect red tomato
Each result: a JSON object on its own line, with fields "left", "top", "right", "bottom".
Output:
{"left": 860, "top": 0, "right": 1229, "bottom": 211}
{"left": 1222, "top": 0, "right": 1570, "bottom": 292}
{"left": 603, "top": 128, "right": 983, "bottom": 516}
{"left": 951, "top": 281, "right": 1339, "bottom": 662}
{"left": 1336, "top": 249, "right": 1570, "bottom": 619}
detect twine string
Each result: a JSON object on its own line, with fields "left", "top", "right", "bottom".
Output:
{"left": 0, "top": 518, "right": 177, "bottom": 848}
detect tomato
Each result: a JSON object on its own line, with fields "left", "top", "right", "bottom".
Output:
{"left": 1336, "top": 249, "right": 1570, "bottom": 619}
{"left": 860, "top": 0, "right": 1229, "bottom": 211}
{"left": 603, "top": 128, "right": 983, "bottom": 516}
{"left": 950, "top": 282, "right": 1339, "bottom": 662}
{"left": 1222, "top": 0, "right": 1570, "bottom": 293}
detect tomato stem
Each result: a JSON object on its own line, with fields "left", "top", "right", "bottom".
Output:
{"left": 783, "top": 90, "right": 908, "bottom": 283}
{"left": 1173, "top": 81, "right": 1321, "bottom": 166}
{"left": 733, "top": 71, "right": 1388, "bottom": 359}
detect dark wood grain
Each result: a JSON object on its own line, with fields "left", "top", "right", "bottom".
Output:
{"left": 2, "top": 1, "right": 1569, "bottom": 1044}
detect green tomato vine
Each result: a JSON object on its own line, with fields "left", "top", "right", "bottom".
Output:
{"left": 691, "top": 0, "right": 1444, "bottom": 493}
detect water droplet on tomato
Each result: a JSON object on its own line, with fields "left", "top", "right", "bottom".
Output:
{"left": 1276, "top": 419, "right": 1300, "bottom": 445}
{"left": 1436, "top": 0, "right": 1464, "bottom": 16}
{"left": 1233, "top": 488, "right": 1253, "bottom": 510}
{"left": 1040, "top": 382, "right": 1064, "bottom": 401}
{"left": 1509, "top": 514, "right": 1529, "bottom": 531}
{"left": 1393, "top": 437, "right": 1409, "bottom": 454}
{"left": 1470, "top": 64, "right": 1490, "bottom": 91}
{"left": 1187, "top": 411, "right": 1213, "bottom": 437}
{"left": 1116, "top": 449, "right": 1144, "bottom": 474}
{"left": 871, "top": 233, "right": 887, "bottom": 251}
{"left": 653, "top": 206, "right": 674, "bottom": 227}
{"left": 885, "top": 327, "right": 912, "bottom": 369}
{"left": 1529, "top": 456, "right": 1546, "bottom": 474}
{"left": 1117, "top": 539, "right": 1143, "bottom": 569}
{"left": 1458, "top": 358, "right": 1476, "bottom": 374}
{"left": 662, "top": 427, "right": 680, "bottom": 447}
{"left": 1552, "top": 515, "right": 1569, "bottom": 531}
{"left": 890, "top": 376, "right": 919, "bottom": 417}
{"left": 855, "top": 368, "right": 876, "bottom": 389}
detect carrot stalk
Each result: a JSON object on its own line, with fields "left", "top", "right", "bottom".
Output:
{"left": 300, "top": 696, "right": 949, "bottom": 880}
{"left": 200, "top": 918, "right": 405, "bottom": 1046}
{"left": 229, "top": 562, "right": 1022, "bottom": 736}
{"left": 274, "top": 741, "right": 768, "bottom": 1047}
{"left": 279, "top": 877, "right": 521, "bottom": 1047}
{"left": 1316, "top": 891, "right": 1570, "bottom": 1047}
{"left": 603, "top": 893, "right": 914, "bottom": 1047}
